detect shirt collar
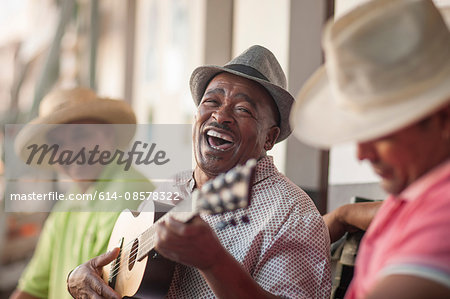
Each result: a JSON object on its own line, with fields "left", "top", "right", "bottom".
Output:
{"left": 253, "top": 155, "right": 278, "bottom": 185}
{"left": 187, "top": 155, "right": 278, "bottom": 191}
{"left": 399, "top": 159, "right": 450, "bottom": 201}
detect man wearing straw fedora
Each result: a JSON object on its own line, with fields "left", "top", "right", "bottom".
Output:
{"left": 11, "top": 88, "right": 154, "bottom": 299}
{"left": 67, "top": 45, "right": 331, "bottom": 298}
{"left": 291, "top": 0, "right": 450, "bottom": 298}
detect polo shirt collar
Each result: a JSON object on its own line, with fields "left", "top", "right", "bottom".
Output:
{"left": 399, "top": 159, "right": 450, "bottom": 201}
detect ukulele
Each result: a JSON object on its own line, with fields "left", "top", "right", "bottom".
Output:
{"left": 102, "top": 159, "right": 256, "bottom": 298}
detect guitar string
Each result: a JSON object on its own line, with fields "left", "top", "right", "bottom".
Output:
{"left": 108, "top": 212, "right": 195, "bottom": 278}
{"left": 107, "top": 218, "right": 160, "bottom": 267}
{"left": 108, "top": 202, "right": 245, "bottom": 280}
{"left": 107, "top": 206, "right": 187, "bottom": 270}
{"left": 107, "top": 222, "right": 162, "bottom": 278}
{"left": 108, "top": 235, "right": 154, "bottom": 279}
{"left": 107, "top": 200, "right": 246, "bottom": 279}
{"left": 108, "top": 215, "right": 193, "bottom": 280}
{"left": 108, "top": 208, "right": 199, "bottom": 278}
{"left": 106, "top": 170, "right": 253, "bottom": 280}
{"left": 107, "top": 229, "right": 158, "bottom": 275}
{"left": 108, "top": 234, "right": 157, "bottom": 279}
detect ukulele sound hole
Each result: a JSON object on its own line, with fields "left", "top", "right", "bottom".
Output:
{"left": 128, "top": 238, "right": 139, "bottom": 271}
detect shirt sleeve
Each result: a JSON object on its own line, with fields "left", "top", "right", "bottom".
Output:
{"left": 253, "top": 208, "right": 331, "bottom": 299}
{"left": 18, "top": 212, "right": 57, "bottom": 298}
{"left": 380, "top": 189, "right": 450, "bottom": 287}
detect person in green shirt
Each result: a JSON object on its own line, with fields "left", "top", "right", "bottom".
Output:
{"left": 10, "top": 87, "right": 154, "bottom": 299}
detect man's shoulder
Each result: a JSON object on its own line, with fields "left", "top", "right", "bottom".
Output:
{"left": 252, "top": 170, "right": 321, "bottom": 218}
{"left": 256, "top": 169, "right": 312, "bottom": 200}
{"left": 255, "top": 156, "right": 309, "bottom": 194}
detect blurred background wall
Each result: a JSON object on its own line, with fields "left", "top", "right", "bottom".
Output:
{"left": 0, "top": 0, "right": 449, "bottom": 296}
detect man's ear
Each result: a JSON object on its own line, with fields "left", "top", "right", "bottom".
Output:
{"left": 264, "top": 126, "right": 280, "bottom": 151}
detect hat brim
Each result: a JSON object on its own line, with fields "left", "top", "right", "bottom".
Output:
{"left": 190, "top": 66, "right": 295, "bottom": 143}
{"left": 290, "top": 66, "right": 450, "bottom": 149}
{"left": 14, "top": 99, "right": 137, "bottom": 167}
{"left": 30, "top": 98, "right": 136, "bottom": 126}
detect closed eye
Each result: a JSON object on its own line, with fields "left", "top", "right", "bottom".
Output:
{"left": 237, "top": 107, "right": 250, "bottom": 114}
{"left": 235, "top": 107, "right": 256, "bottom": 119}
{"left": 201, "top": 98, "right": 220, "bottom": 106}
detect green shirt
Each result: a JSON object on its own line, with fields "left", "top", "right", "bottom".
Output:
{"left": 18, "top": 165, "right": 154, "bottom": 299}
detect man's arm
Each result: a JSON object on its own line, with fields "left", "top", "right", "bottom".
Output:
{"left": 13, "top": 212, "right": 58, "bottom": 299}
{"left": 155, "top": 216, "right": 279, "bottom": 299}
{"left": 323, "top": 201, "right": 382, "bottom": 243}
{"left": 366, "top": 274, "right": 450, "bottom": 299}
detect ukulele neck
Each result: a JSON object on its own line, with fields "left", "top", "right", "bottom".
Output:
{"left": 137, "top": 200, "right": 197, "bottom": 261}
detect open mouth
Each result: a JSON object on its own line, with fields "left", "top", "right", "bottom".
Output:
{"left": 206, "top": 129, "right": 235, "bottom": 151}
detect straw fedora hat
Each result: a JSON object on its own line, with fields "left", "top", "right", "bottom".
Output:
{"left": 441, "top": 5, "right": 450, "bottom": 28}
{"left": 290, "top": 0, "right": 450, "bottom": 148}
{"left": 14, "top": 87, "right": 136, "bottom": 164}
{"left": 190, "top": 45, "right": 295, "bottom": 143}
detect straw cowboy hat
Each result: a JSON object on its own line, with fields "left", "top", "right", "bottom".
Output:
{"left": 441, "top": 5, "right": 450, "bottom": 28}
{"left": 14, "top": 87, "right": 136, "bottom": 164}
{"left": 290, "top": 0, "right": 450, "bottom": 148}
{"left": 190, "top": 45, "right": 295, "bottom": 143}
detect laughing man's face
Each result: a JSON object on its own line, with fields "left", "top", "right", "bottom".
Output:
{"left": 193, "top": 72, "right": 280, "bottom": 177}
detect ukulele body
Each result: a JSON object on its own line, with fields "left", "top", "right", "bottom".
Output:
{"left": 102, "top": 159, "right": 256, "bottom": 298}
{"left": 103, "top": 204, "right": 175, "bottom": 298}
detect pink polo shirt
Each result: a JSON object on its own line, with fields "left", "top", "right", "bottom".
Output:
{"left": 346, "top": 159, "right": 450, "bottom": 299}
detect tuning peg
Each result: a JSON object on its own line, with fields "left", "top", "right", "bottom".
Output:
{"left": 202, "top": 181, "right": 214, "bottom": 193}
{"left": 246, "top": 159, "right": 257, "bottom": 168}
{"left": 213, "top": 174, "right": 226, "bottom": 190}
{"left": 225, "top": 169, "right": 241, "bottom": 184}
{"left": 241, "top": 215, "right": 250, "bottom": 224}
{"left": 221, "top": 189, "right": 233, "bottom": 202}
{"left": 216, "top": 220, "right": 228, "bottom": 231}
{"left": 201, "top": 200, "right": 212, "bottom": 212}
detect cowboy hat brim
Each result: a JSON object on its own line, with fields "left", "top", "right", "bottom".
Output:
{"left": 290, "top": 66, "right": 450, "bottom": 149}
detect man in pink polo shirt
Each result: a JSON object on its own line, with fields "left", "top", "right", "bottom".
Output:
{"left": 291, "top": 0, "right": 450, "bottom": 298}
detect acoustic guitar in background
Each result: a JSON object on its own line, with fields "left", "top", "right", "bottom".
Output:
{"left": 102, "top": 159, "right": 257, "bottom": 298}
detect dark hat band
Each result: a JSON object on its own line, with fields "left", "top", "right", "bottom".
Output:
{"left": 224, "top": 64, "right": 269, "bottom": 82}
{"left": 224, "top": 63, "right": 282, "bottom": 128}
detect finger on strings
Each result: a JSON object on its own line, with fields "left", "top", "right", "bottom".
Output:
{"left": 91, "top": 247, "right": 120, "bottom": 269}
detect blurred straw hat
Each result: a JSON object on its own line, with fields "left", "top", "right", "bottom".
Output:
{"left": 14, "top": 87, "right": 136, "bottom": 164}
{"left": 441, "top": 5, "right": 450, "bottom": 28}
{"left": 290, "top": 0, "right": 450, "bottom": 148}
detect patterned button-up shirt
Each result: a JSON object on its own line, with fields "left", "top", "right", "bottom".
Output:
{"left": 148, "top": 156, "right": 331, "bottom": 298}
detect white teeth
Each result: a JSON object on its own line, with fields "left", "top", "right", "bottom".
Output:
{"left": 206, "top": 130, "right": 233, "bottom": 142}
{"left": 209, "top": 144, "right": 229, "bottom": 152}
{"left": 210, "top": 144, "right": 225, "bottom": 151}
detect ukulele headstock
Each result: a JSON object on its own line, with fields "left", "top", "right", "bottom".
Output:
{"left": 194, "top": 159, "right": 256, "bottom": 214}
